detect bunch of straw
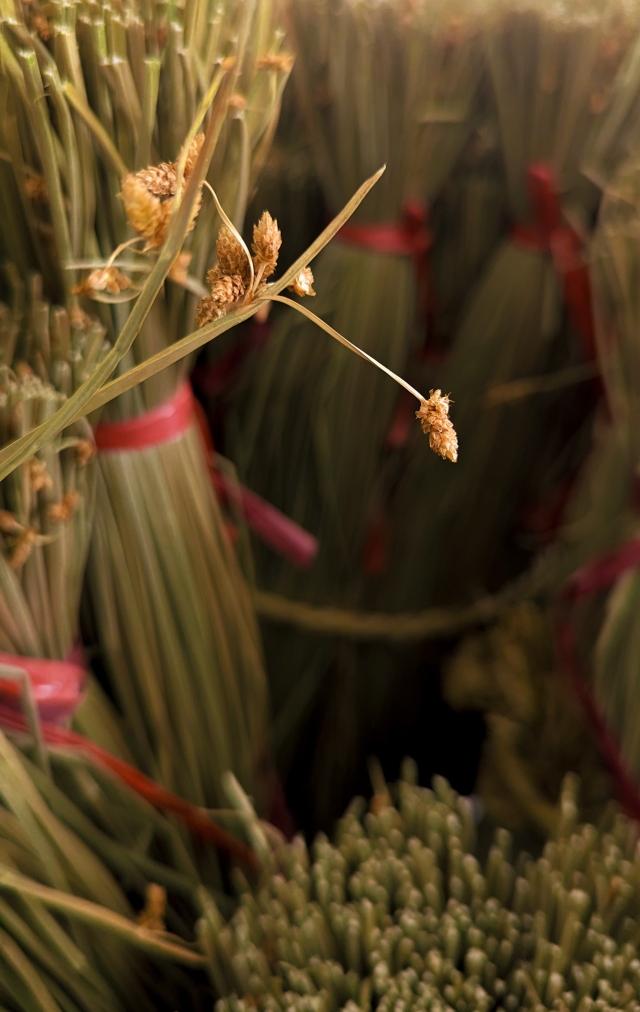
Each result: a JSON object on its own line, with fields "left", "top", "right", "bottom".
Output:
{"left": 208, "top": 765, "right": 640, "bottom": 1012}
{"left": 0, "top": 0, "right": 292, "bottom": 812}
{"left": 559, "top": 154, "right": 640, "bottom": 786}
{"left": 228, "top": 0, "right": 485, "bottom": 829}
{"left": 0, "top": 285, "right": 95, "bottom": 667}
{"left": 0, "top": 724, "right": 215, "bottom": 1012}
{"left": 383, "top": 0, "right": 640, "bottom": 615}
{"left": 444, "top": 603, "right": 610, "bottom": 839}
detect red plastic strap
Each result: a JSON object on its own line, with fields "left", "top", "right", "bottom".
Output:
{"left": 337, "top": 201, "right": 433, "bottom": 323}
{"left": 192, "top": 398, "right": 319, "bottom": 570}
{"left": 0, "top": 704, "right": 259, "bottom": 869}
{"left": 94, "top": 382, "right": 194, "bottom": 452}
{"left": 0, "top": 650, "right": 86, "bottom": 723}
{"left": 557, "top": 536, "right": 640, "bottom": 821}
{"left": 510, "top": 163, "right": 597, "bottom": 364}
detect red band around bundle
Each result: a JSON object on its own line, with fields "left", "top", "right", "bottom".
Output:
{"left": 94, "top": 382, "right": 194, "bottom": 452}
{"left": 192, "top": 398, "right": 319, "bottom": 569}
{"left": 336, "top": 201, "right": 433, "bottom": 322}
{"left": 556, "top": 537, "right": 640, "bottom": 822}
{"left": 510, "top": 163, "right": 597, "bottom": 365}
{"left": 0, "top": 703, "right": 259, "bottom": 870}
{"left": 0, "top": 649, "right": 86, "bottom": 723}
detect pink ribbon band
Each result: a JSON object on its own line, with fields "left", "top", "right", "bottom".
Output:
{"left": 94, "top": 382, "right": 194, "bottom": 452}
{"left": 0, "top": 649, "right": 86, "bottom": 722}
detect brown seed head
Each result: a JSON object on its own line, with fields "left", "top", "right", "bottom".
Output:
{"left": 119, "top": 134, "right": 205, "bottom": 249}
{"left": 10, "top": 528, "right": 38, "bottom": 570}
{"left": 416, "top": 389, "right": 458, "bottom": 462}
{"left": 229, "top": 94, "right": 247, "bottom": 112}
{"left": 72, "top": 266, "right": 131, "bottom": 297}
{"left": 137, "top": 883, "right": 167, "bottom": 932}
{"left": 31, "top": 12, "right": 52, "bottom": 40}
{"left": 252, "top": 211, "right": 281, "bottom": 279}
{"left": 215, "top": 226, "right": 251, "bottom": 284}
{"left": 47, "top": 490, "right": 81, "bottom": 524}
{"left": 257, "top": 52, "right": 295, "bottom": 74}
{"left": 287, "top": 267, "right": 315, "bottom": 298}
{"left": 210, "top": 274, "right": 245, "bottom": 308}
{"left": 76, "top": 440, "right": 96, "bottom": 467}
{"left": 24, "top": 173, "right": 48, "bottom": 204}
{"left": 168, "top": 251, "right": 192, "bottom": 287}
{"left": 0, "top": 510, "right": 21, "bottom": 535}
{"left": 196, "top": 295, "right": 223, "bottom": 328}
{"left": 28, "top": 456, "right": 53, "bottom": 492}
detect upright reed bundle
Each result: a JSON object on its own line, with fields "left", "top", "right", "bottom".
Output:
{"left": 229, "top": 0, "right": 484, "bottom": 828}
{"left": 0, "top": 0, "right": 291, "bottom": 811}
{"left": 0, "top": 287, "right": 95, "bottom": 670}
{"left": 208, "top": 766, "right": 640, "bottom": 1012}
{"left": 558, "top": 156, "right": 640, "bottom": 787}
{"left": 383, "top": 0, "right": 639, "bottom": 615}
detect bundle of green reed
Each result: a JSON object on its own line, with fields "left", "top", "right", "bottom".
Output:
{"left": 227, "top": 0, "right": 485, "bottom": 831}
{"left": 382, "top": 0, "right": 640, "bottom": 617}
{"left": 552, "top": 154, "right": 640, "bottom": 788}
{"left": 0, "top": 282, "right": 95, "bottom": 670}
{"left": 0, "top": 723, "right": 216, "bottom": 1012}
{"left": 0, "top": 0, "right": 292, "bottom": 812}
{"left": 206, "top": 764, "right": 640, "bottom": 1012}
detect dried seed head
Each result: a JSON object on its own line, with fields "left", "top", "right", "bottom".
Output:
{"left": 416, "top": 389, "right": 458, "bottom": 462}
{"left": 10, "top": 528, "right": 38, "bottom": 569}
{"left": 31, "top": 12, "right": 52, "bottom": 40}
{"left": 0, "top": 511, "right": 21, "bottom": 535}
{"left": 168, "top": 251, "right": 192, "bottom": 287}
{"left": 252, "top": 211, "right": 281, "bottom": 279}
{"left": 215, "top": 226, "right": 251, "bottom": 283}
{"left": 72, "top": 267, "right": 132, "bottom": 297}
{"left": 47, "top": 490, "right": 81, "bottom": 524}
{"left": 210, "top": 274, "right": 245, "bottom": 308}
{"left": 257, "top": 52, "right": 295, "bottom": 74}
{"left": 70, "top": 305, "right": 93, "bottom": 330}
{"left": 28, "top": 456, "right": 53, "bottom": 492}
{"left": 137, "top": 883, "right": 167, "bottom": 932}
{"left": 119, "top": 134, "right": 204, "bottom": 249}
{"left": 287, "top": 267, "right": 315, "bottom": 298}
{"left": 24, "top": 173, "right": 48, "bottom": 204}
{"left": 229, "top": 94, "right": 247, "bottom": 112}
{"left": 196, "top": 295, "right": 223, "bottom": 328}
{"left": 75, "top": 440, "right": 96, "bottom": 467}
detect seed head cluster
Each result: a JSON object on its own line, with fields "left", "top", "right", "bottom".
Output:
{"left": 196, "top": 212, "right": 289, "bottom": 328}
{"left": 416, "top": 390, "right": 458, "bottom": 462}
{"left": 119, "top": 134, "right": 204, "bottom": 249}
{"left": 212, "top": 770, "right": 640, "bottom": 1012}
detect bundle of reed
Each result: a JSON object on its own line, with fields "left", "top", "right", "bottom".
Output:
{"left": 228, "top": 0, "right": 485, "bottom": 830}
{"left": 0, "top": 723, "right": 217, "bottom": 1012}
{"left": 0, "top": 284, "right": 95, "bottom": 672}
{"left": 206, "top": 764, "right": 640, "bottom": 1012}
{"left": 0, "top": 0, "right": 293, "bottom": 813}
{"left": 382, "top": 0, "right": 640, "bottom": 617}
{"left": 553, "top": 154, "right": 640, "bottom": 792}
{"left": 444, "top": 602, "right": 610, "bottom": 840}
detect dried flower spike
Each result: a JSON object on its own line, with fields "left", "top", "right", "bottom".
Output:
{"left": 72, "top": 266, "right": 131, "bottom": 297}
{"left": 28, "top": 456, "right": 53, "bottom": 492}
{"left": 257, "top": 52, "right": 295, "bottom": 74}
{"left": 196, "top": 274, "right": 246, "bottom": 326}
{"left": 24, "top": 173, "right": 48, "bottom": 204}
{"left": 137, "top": 883, "right": 166, "bottom": 932}
{"left": 287, "top": 267, "right": 315, "bottom": 298}
{"left": 252, "top": 211, "right": 281, "bottom": 280}
{"left": 0, "top": 510, "right": 21, "bottom": 535}
{"left": 10, "top": 528, "right": 38, "bottom": 570}
{"left": 75, "top": 440, "right": 96, "bottom": 467}
{"left": 214, "top": 226, "right": 251, "bottom": 285}
{"left": 416, "top": 389, "right": 458, "bottom": 462}
{"left": 168, "top": 251, "right": 192, "bottom": 287}
{"left": 48, "top": 490, "right": 81, "bottom": 523}
{"left": 119, "top": 134, "right": 204, "bottom": 249}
